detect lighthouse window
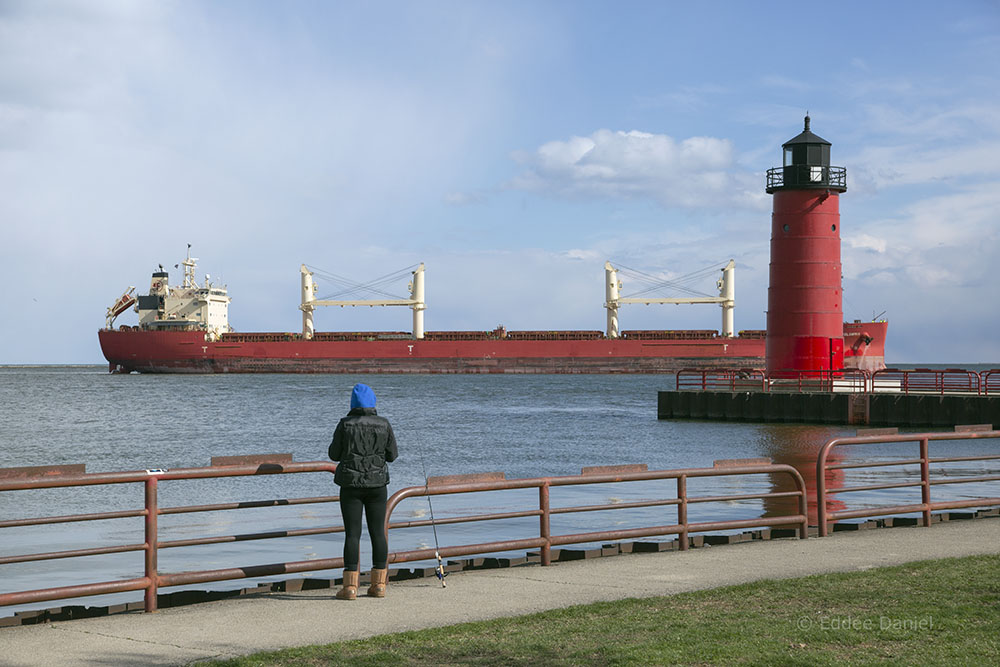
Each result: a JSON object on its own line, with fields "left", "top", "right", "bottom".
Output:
{"left": 784, "top": 147, "right": 793, "bottom": 166}
{"left": 783, "top": 224, "right": 790, "bottom": 232}
{"left": 831, "top": 224, "right": 836, "bottom": 231}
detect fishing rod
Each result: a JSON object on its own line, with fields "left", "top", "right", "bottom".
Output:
{"left": 416, "top": 443, "right": 448, "bottom": 588}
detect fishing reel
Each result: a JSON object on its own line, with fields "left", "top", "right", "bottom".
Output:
{"left": 434, "top": 551, "right": 448, "bottom": 588}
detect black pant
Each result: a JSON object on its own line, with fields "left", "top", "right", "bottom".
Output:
{"left": 339, "top": 485, "right": 388, "bottom": 571}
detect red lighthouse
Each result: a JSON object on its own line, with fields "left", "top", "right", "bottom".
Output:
{"left": 765, "top": 115, "right": 847, "bottom": 376}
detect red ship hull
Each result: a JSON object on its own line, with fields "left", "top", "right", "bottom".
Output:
{"left": 99, "top": 321, "right": 886, "bottom": 375}
{"left": 842, "top": 320, "right": 888, "bottom": 373}
{"left": 98, "top": 329, "right": 768, "bottom": 374}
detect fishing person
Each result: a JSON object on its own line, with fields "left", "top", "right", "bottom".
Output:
{"left": 329, "top": 383, "right": 398, "bottom": 600}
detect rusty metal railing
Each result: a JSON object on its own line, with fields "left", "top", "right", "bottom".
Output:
{"left": 676, "top": 368, "right": 870, "bottom": 393}
{"left": 385, "top": 460, "right": 809, "bottom": 567}
{"left": 676, "top": 368, "right": 766, "bottom": 392}
{"left": 766, "top": 368, "right": 871, "bottom": 393}
{"left": 0, "top": 455, "right": 341, "bottom": 614}
{"left": 2, "top": 455, "right": 809, "bottom": 615}
{"left": 871, "top": 368, "right": 982, "bottom": 395}
{"left": 815, "top": 428, "right": 1000, "bottom": 536}
{"left": 678, "top": 367, "right": 999, "bottom": 396}
{"left": 981, "top": 369, "right": 1000, "bottom": 396}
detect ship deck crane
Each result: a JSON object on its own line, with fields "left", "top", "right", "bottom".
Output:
{"left": 105, "top": 287, "right": 137, "bottom": 329}
{"left": 604, "top": 260, "right": 735, "bottom": 338}
{"left": 300, "top": 263, "right": 425, "bottom": 339}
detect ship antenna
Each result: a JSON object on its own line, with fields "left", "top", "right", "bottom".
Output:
{"left": 181, "top": 244, "right": 198, "bottom": 288}
{"left": 415, "top": 445, "right": 448, "bottom": 588}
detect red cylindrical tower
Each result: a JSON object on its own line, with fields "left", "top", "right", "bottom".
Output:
{"left": 765, "top": 116, "right": 847, "bottom": 376}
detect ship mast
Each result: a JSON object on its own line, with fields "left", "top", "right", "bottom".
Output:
{"left": 181, "top": 244, "right": 198, "bottom": 289}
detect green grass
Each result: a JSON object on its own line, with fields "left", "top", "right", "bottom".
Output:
{"left": 206, "top": 555, "right": 999, "bottom": 666}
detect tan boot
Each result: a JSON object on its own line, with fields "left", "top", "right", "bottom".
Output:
{"left": 367, "top": 568, "right": 388, "bottom": 598}
{"left": 336, "top": 570, "right": 359, "bottom": 600}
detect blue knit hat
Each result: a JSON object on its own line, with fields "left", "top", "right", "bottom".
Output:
{"left": 350, "top": 383, "right": 376, "bottom": 409}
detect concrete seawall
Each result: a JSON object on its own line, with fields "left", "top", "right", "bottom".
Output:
{"left": 658, "top": 390, "right": 1000, "bottom": 427}
{"left": 1, "top": 517, "right": 998, "bottom": 666}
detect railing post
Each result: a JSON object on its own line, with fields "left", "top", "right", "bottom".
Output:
{"left": 144, "top": 475, "right": 159, "bottom": 613}
{"left": 677, "top": 475, "right": 688, "bottom": 551}
{"left": 816, "top": 445, "right": 829, "bottom": 537}
{"left": 796, "top": 470, "right": 809, "bottom": 540}
{"left": 539, "top": 482, "right": 551, "bottom": 566}
{"left": 920, "top": 437, "right": 932, "bottom": 527}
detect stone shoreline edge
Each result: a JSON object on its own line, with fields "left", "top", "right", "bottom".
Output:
{"left": 3, "top": 508, "right": 998, "bottom": 628}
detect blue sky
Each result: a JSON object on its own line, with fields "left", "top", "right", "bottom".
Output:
{"left": 2, "top": 0, "right": 998, "bottom": 364}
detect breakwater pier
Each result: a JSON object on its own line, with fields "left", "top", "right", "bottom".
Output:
{"left": 659, "top": 368, "right": 1000, "bottom": 426}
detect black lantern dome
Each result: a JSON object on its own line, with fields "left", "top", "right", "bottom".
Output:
{"left": 766, "top": 115, "right": 847, "bottom": 193}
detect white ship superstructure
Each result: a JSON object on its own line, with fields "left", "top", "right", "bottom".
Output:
{"left": 134, "top": 246, "right": 231, "bottom": 340}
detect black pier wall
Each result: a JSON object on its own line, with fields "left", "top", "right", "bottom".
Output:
{"left": 657, "top": 391, "right": 1000, "bottom": 427}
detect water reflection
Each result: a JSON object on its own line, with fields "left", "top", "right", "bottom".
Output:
{"left": 755, "top": 424, "right": 849, "bottom": 526}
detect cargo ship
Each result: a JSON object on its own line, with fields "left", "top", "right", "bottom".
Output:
{"left": 98, "top": 249, "right": 886, "bottom": 374}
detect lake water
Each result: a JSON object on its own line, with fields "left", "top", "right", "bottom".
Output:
{"left": 1, "top": 365, "right": 997, "bottom": 616}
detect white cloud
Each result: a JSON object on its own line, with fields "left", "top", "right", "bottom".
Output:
{"left": 445, "top": 191, "right": 488, "bottom": 206}
{"left": 843, "top": 102, "right": 1000, "bottom": 196}
{"left": 847, "top": 233, "right": 887, "bottom": 254}
{"left": 893, "top": 184, "right": 1000, "bottom": 251}
{"left": 843, "top": 184, "right": 999, "bottom": 285}
{"left": 509, "top": 129, "right": 763, "bottom": 210}
{"left": 840, "top": 178, "right": 1000, "bottom": 361}
{"left": 563, "top": 248, "right": 600, "bottom": 261}
{"left": 849, "top": 141, "right": 1000, "bottom": 193}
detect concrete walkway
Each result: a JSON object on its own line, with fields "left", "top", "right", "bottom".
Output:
{"left": 2, "top": 518, "right": 999, "bottom": 666}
